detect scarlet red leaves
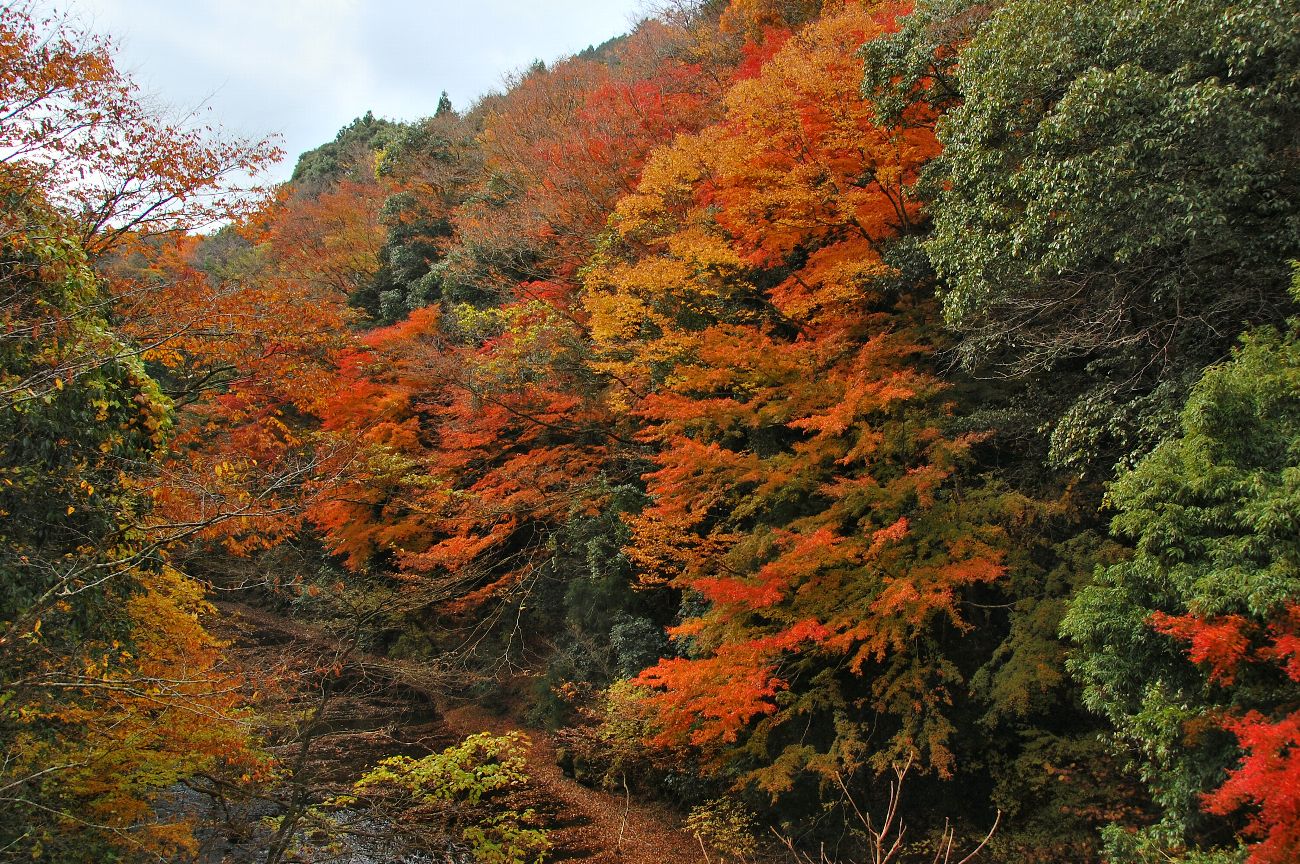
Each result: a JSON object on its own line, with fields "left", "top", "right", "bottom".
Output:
{"left": 1156, "top": 604, "right": 1300, "bottom": 863}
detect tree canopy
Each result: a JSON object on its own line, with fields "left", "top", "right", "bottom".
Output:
{"left": 5, "top": 1, "right": 1300, "bottom": 861}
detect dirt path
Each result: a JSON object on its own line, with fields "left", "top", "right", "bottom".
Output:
{"left": 213, "top": 601, "right": 704, "bottom": 864}
{"left": 440, "top": 703, "right": 704, "bottom": 864}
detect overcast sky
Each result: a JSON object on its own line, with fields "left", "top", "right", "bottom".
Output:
{"left": 66, "top": 0, "right": 650, "bottom": 182}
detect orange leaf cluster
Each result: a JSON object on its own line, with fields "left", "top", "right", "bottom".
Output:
{"left": 582, "top": 1, "right": 1018, "bottom": 781}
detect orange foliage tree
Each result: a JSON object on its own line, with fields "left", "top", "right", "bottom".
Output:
{"left": 460, "top": 18, "right": 728, "bottom": 297}
{"left": 0, "top": 3, "right": 279, "bottom": 255}
{"left": 5, "top": 563, "right": 270, "bottom": 861}
{"left": 307, "top": 301, "right": 614, "bottom": 620}
{"left": 584, "top": 0, "right": 1032, "bottom": 794}
{"left": 105, "top": 192, "right": 368, "bottom": 559}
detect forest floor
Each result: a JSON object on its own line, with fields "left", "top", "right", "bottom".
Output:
{"left": 214, "top": 601, "right": 705, "bottom": 864}
{"left": 439, "top": 701, "right": 704, "bottom": 864}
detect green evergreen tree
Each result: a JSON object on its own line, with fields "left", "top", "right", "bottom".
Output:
{"left": 1064, "top": 268, "right": 1300, "bottom": 862}
{"left": 926, "top": 0, "right": 1300, "bottom": 469}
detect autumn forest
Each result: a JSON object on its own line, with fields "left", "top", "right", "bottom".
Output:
{"left": 2, "top": 1, "right": 1299, "bottom": 862}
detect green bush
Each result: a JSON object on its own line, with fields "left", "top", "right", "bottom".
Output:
{"left": 685, "top": 797, "right": 760, "bottom": 864}
{"left": 349, "top": 731, "right": 550, "bottom": 864}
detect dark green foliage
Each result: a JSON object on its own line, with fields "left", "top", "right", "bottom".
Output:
{"left": 525, "top": 482, "right": 671, "bottom": 727}
{"left": 574, "top": 33, "right": 631, "bottom": 66}
{"left": 926, "top": 0, "right": 1300, "bottom": 469}
{"left": 290, "top": 111, "right": 404, "bottom": 192}
{"left": 962, "top": 528, "right": 1139, "bottom": 860}
{"left": 609, "top": 615, "right": 667, "bottom": 679}
{"left": 358, "top": 113, "right": 483, "bottom": 322}
{"left": 859, "top": 0, "right": 984, "bottom": 126}
{"left": 375, "top": 189, "right": 451, "bottom": 311}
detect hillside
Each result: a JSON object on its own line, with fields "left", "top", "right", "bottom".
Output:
{"left": 2, "top": 2, "right": 1299, "bottom": 863}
